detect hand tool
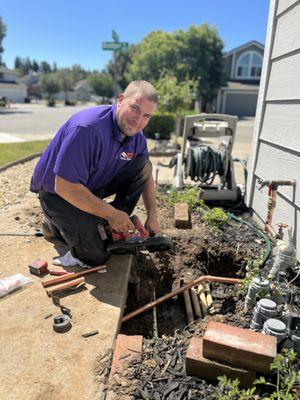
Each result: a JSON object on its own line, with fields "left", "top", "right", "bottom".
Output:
{"left": 42, "top": 265, "right": 105, "bottom": 288}
{"left": 28, "top": 260, "right": 48, "bottom": 276}
{"left": 46, "top": 277, "right": 85, "bottom": 296}
{"left": 99, "top": 214, "right": 172, "bottom": 255}
{"left": 0, "top": 230, "right": 44, "bottom": 237}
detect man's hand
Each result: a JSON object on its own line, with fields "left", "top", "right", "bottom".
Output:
{"left": 106, "top": 209, "right": 136, "bottom": 233}
{"left": 144, "top": 215, "right": 160, "bottom": 236}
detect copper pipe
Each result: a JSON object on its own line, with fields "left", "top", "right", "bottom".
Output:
{"left": 258, "top": 179, "right": 296, "bottom": 237}
{"left": 121, "top": 275, "right": 242, "bottom": 323}
{"left": 46, "top": 277, "right": 85, "bottom": 296}
{"left": 265, "top": 224, "right": 276, "bottom": 238}
{"left": 42, "top": 265, "right": 106, "bottom": 288}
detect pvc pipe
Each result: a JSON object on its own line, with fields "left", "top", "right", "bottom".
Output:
{"left": 190, "top": 287, "right": 202, "bottom": 318}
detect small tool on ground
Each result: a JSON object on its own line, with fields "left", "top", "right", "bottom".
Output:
{"left": 53, "top": 314, "right": 72, "bottom": 333}
{"left": 99, "top": 214, "right": 172, "bottom": 255}
{"left": 0, "top": 230, "right": 44, "bottom": 237}
{"left": 28, "top": 260, "right": 48, "bottom": 276}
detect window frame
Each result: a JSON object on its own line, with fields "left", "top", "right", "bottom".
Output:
{"left": 235, "top": 51, "right": 263, "bottom": 80}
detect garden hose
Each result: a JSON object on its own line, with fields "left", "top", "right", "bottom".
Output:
{"left": 227, "top": 212, "right": 271, "bottom": 268}
{"left": 185, "top": 145, "right": 225, "bottom": 185}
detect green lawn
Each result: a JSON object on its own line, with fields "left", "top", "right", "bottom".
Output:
{"left": 0, "top": 140, "right": 50, "bottom": 167}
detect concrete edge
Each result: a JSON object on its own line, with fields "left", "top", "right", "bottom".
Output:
{"left": 0, "top": 152, "right": 42, "bottom": 173}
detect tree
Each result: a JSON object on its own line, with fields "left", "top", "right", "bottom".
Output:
{"left": 32, "top": 59, "right": 39, "bottom": 72}
{"left": 14, "top": 56, "right": 22, "bottom": 70}
{"left": 40, "top": 73, "right": 60, "bottom": 104}
{"left": 155, "top": 73, "right": 197, "bottom": 113}
{"left": 107, "top": 46, "right": 136, "bottom": 91}
{"left": 128, "top": 31, "right": 184, "bottom": 82}
{"left": 127, "top": 24, "right": 225, "bottom": 110}
{"left": 40, "top": 61, "right": 52, "bottom": 74}
{"left": 55, "top": 69, "right": 74, "bottom": 102}
{"left": 0, "top": 17, "right": 7, "bottom": 66}
{"left": 70, "top": 64, "right": 87, "bottom": 83}
{"left": 155, "top": 73, "right": 197, "bottom": 137}
{"left": 182, "top": 24, "right": 226, "bottom": 108}
{"left": 88, "top": 73, "right": 114, "bottom": 98}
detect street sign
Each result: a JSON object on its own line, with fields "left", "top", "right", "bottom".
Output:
{"left": 102, "top": 42, "right": 129, "bottom": 51}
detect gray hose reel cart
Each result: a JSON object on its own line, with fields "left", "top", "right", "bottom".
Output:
{"left": 173, "top": 113, "right": 240, "bottom": 202}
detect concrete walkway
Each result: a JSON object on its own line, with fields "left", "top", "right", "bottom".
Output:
{"left": 0, "top": 194, "right": 132, "bottom": 400}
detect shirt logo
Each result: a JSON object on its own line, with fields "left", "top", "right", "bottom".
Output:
{"left": 120, "top": 151, "right": 134, "bottom": 161}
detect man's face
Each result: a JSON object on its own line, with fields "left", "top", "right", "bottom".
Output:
{"left": 116, "top": 93, "right": 157, "bottom": 137}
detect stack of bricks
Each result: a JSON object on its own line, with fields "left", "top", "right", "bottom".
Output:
{"left": 186, "top": 321, "right": 277, "bottom": 387}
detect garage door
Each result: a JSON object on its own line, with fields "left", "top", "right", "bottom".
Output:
{"left": 225, "top": 92, "right": 258, "bottom": 117}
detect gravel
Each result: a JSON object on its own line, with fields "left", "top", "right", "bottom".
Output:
{"left": 0, "top": 158, "right": 39, "bottom": 210}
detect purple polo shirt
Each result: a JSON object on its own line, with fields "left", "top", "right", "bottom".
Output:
{"left": 30, "top": 104, "right": 149, "bottom": 194}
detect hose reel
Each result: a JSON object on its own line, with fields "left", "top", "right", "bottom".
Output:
{"left": 173, "top": 113, "right": 240, "bottom": 202}
{"left": 185, "top": 145, "right": 227, "bottom": 185}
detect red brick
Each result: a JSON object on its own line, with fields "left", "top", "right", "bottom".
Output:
{"left": 186, "top": 337, "right": 255, "bottom": 388}
{"left": 109, "top": 334, "right": 143, "bottom": 383}
{"left": 174, "top": 203, "right": 191, "bottom": 229}
{"left": 203, "top": 321, "right": 277, "bottom": 373}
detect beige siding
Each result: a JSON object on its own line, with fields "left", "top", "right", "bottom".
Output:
{"left": 247, "top": 0, "right": 300, "bottom": 258}
{"left": 267, "top": 52, "right": 300, "bottom": 100}
{"left": 260, "top": 103, "right": 300, "bottom": 153}
{"left": 277, "top": 0, "right": 299, "bottom": 15}
{"left": 273, "top": 2, "right": 300, "bottom": 58}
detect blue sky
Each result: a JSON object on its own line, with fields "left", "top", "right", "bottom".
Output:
{"left": 1, "top": 0, "right": 270, "bottom": 71}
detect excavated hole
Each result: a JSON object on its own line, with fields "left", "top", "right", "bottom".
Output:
{"left": 121, "top": 234, "right": 248, "bottom": 338}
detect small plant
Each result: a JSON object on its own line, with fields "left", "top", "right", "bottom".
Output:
{"left": 254, "top": 349, "right": 300, "bottom": 399}
{"left": 203, "top": 207, "right": 229, "bottom": 228}
{"left": 239, "top": 253, "right": 264, "bottom": 294}
{"left": 216, "top": 375, "right": 258, "bottom": 399}
{"left": 167, "top": 187, "right": 205, "bottom": 211}
{"left": 215, "top": 349, "right": 300, "bottom": 400}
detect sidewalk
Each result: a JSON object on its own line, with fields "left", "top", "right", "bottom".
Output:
{"left": 0, "top": 193, "right": 133, "bottom": 400}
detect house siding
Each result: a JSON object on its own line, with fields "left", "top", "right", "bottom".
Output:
{"left": 247, "top": 0, "right": 300, "bottom": 259}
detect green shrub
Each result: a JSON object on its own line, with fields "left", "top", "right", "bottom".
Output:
{"left": 47, "top": 98, "right": 55, "bottom": 107}
{"left": 203, "top": 207, "right": 229, "bottom": 228}
{"left": 143, "top": 112, "right": 175, "bottom": 140}
{"left": 0, "top": 97, "right": 7, "bottom": 107}
{"left": 65, "top": 99, "right": 77, "bottom": 106}
{"left": 167, "top": 187, "right": 204, "bottom": 211}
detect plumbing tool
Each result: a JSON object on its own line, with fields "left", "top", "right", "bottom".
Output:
{"left": 99, "top": 214, "right": 172, "bottom": 255}
{"left": 28, "top": 259, "right": 48, "bottom": 276}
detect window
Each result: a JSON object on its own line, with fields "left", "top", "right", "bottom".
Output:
{"left": 236, "top": 51, "right": 262, "bottom": 79}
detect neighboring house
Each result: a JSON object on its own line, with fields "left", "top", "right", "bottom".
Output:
{"left": 216, "top": 41, "right": 264, "bottom": 116}
{"left": 0, "top": 66, "right": 27, "bottom": 103}
{"left": 74, "top": 79, "right": 95, "bottom": 101}
{"left": 247, "top": 0, "right": 300, "bottom": 260}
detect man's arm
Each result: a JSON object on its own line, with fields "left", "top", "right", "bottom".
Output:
{"left": 142, "top": 175, "right": 160, "bottom": 234}
{"left": 55, "top": 176, "right": 135, "bottom": 232}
